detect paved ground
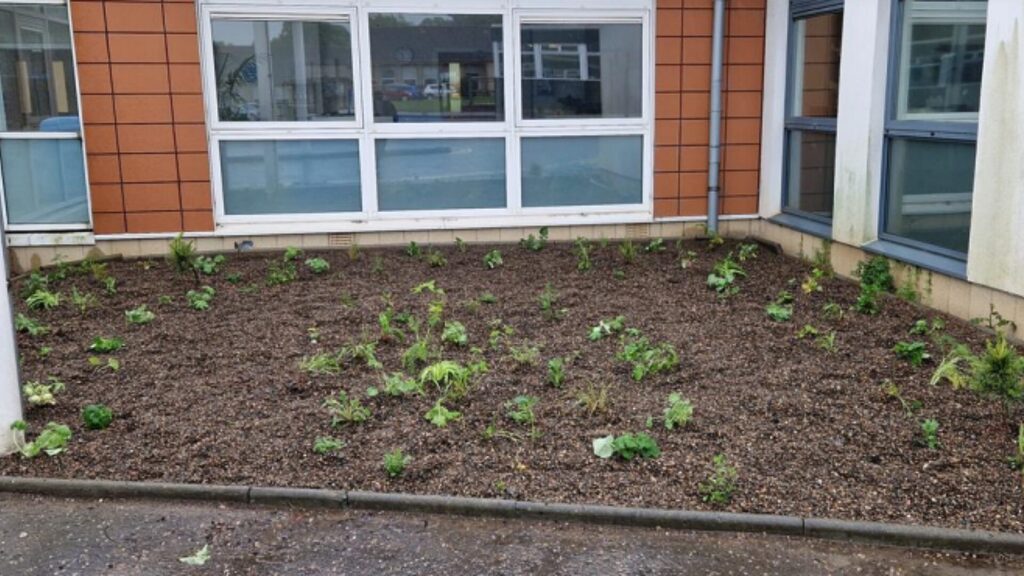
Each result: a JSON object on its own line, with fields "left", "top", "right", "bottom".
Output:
{"left": 1, "top": 493, "right": 1024, "bottom": 575}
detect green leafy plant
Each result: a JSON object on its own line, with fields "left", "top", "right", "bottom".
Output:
{"left": 663, "top": 393, "right": 694, "bottom": 430}
{"left": 186, "top": 286, "right": 216, "bottom": 311}
{"left": 547, "top": 357, "right": 566, "bottom": 388}
{"left": 402, "top": 336, "right": 434, "bottom": 373}
{"left": 707, "top": 254, "right": 746, "bottom": 297}
{"left": 765, "top": 291, "right": 794, "bottom": 322}
{"left": 538, "top": 282, "right": 566, "bottom": 321}
{"left": 125, "top": 304, "right": 155, "bottom": 325}
{"left": 854, "top": 256, "right": 894, "bottom": 315}
{"left": 82, "top": 404, "right": 114, "bottom": 430}
{"left": 26, "top": 289, "right": 60, "bottom": 311}
{"left": 168, "top": 233, "right": 197, "bottom": 279}
{"left": 442, "top": 321, "right": 468, "bottom": 347}
{"left": 645, "top": 238, "right": 666, "bottom": 253}
{"left": 478, "top": 292, "right": 498, "bottom": 305}
{"left": 323, "top": 390, "right": 371, "bottom": 426}
{"left": 382, "top": 372, "right": 424, "bottom": 397}
{"left": 226, "top": 272, "right": 243, "bottom": 284}
{"left": 483, "top": 249, "right": 504, "bottom": 269}
{"left": 506, "top": 395, "right": 538, "bottom": 427}
{"left": 882, "top": 380, "right": 923, "bottom": 416}
{"left": 737, "top": 243, "right": 758, "bottom": 262}
{"left": 488, "top": 319, "right": 515, "bottom": 350}
{"left": 817, "top": 331, "right": 838, "bottom": 353}
{"left": 426, "top": 250, "right": 447, "bottom": 268}
{"left": 577, "top": 383, "right": 610, "bottom": 416}
{"left": 179, "top": 545, "right": 211, "bottom": 567}
{"left": 305, "top": 257, "right": 330, "bottom": 274}
{"left": 968, "top": 333, "right": 1024, "bottom": 400}
{"left": 420, "top": 360, "right": 472, "bottom": 401}
{"left": 919, "top": 418, "right": 940, "bottom": 450}
{"left": 13, "top": 421, "right": 72, "bottom": 459}
{"left": 520, "top": 227, "right": 549, "bottom": 252}
{"left": 88, "top": 356, "right": 121, "bottom": 372}
{"left": 194, "top": 254, "right": 225, "bottom": 276}
{"left": 313, "top": 436, "right": 344, "bottom": 455}
{"left": 266, "top": 259, "right": 298, "bottom": 286}
{"left": 893, "top": 341, "right": 931, "bottom": 367}
{"left": 508, "top": 344, "right": 541, "bottom": 367}
{"left": 22, "top": 377, "right": 65, "bottom": 406}
{"left": 618, "top": 330, "right": 679, "bottom": 381}
{"left": 300, "top": 352, "right": 343, "bottom": 375}
{"left": 425, "top": 400, "right": 461, "bottom": 428}
{"left": 89, "top": 336, "right": 124, "bottom": 353}
{"left": 699, "top": 454, "right": 738, "bottom": 505}
{"left": 383, "top": 449, "right": 411, "bottom": 478}
{"left": 14, "top": 313, "right": 49, "bottom": 337}
{"left": 70, "top": 288, "right": 96, "bottom": 315}
{"left": 822, "top": 302, "right": 844, "bottom": 321}
{"left": 796, "top": 324, "right": 819, "bottom": 339}
{"left": 405, "top": 241, "right": 422, "bottom": 258}
{"left": 678, "top": 249, "right": 698, "bottom": 269}
{"left": 455, "top": 237, "right": 468, "bottom": 252}
{"left": 341, "top": 341, "right": 383, "bottom": 370}
{"left": 588, "top": 316, "right": 626, "bottom": 341}
{"left": 701, "top": 223, "right": 725, "bottom": 249}
{"left": 619, "top": 240, "right": 639, "bottom": 264}
{"left": 347, "top": 243, "right": 362, "bottom": 261}
{"left": 283, "top": 246, "right": 303, "bottom": 262}
{"left": 972, "top": 304, "right": 1018, "bottom": 333}
{"left": 574, "top": 237, "right": 593, "bottom": 271}
{"left": 593, "top": 433, "right": 660, "bottom": 460}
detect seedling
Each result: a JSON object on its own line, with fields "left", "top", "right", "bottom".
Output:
{"left": 442, "top": 321, "right": 468, "bottom": 347}
{"left": 194, "top": 254, "right": 225, "bottom": 275}
{"left": 425, "top": 400, "right": 461, "bottom": 427}
{"left": 22, "top": 377, "right": 66, "bottom": 406}
{"left": 300, "top": 352, "right": 342, "bottom": 375}
{"left": 226, "top": 273, "right": 243, "bottom": 284}
{"left": 313, "top": 436, "right": 344, "bottom": 455}
{"left": 70, "top": 288, "right": 96, "bottom": 315}
{"left": 14, "top": 313, "right": 49, "bottom": 337}
{"left": 487, "top": 319, "right": 516, "bottom": 350}
{"left": 588, "top": 316, "right": 626, "bottom": 341}
{"left": 427, "top": 298, "right": 445, "bottom": 329}
{"left": 893, "top": 341, "right": 930, "bottom": 367}
{"left": 341, "top": 341, "right": 383, "bottom": 370}
{"left": 796, "top": 325, "right": 819, "bottom": 340}
{"left": 663, "top": 393, "right": 694, "bottom": 430}
{"left": 919, "top": 418, "right": 940, "bottom": 449}
{"left": 89, "top": 336, "right": 124, "bottom": 353}
{"left": 854, "top": 256, "right": 894, "bottom": 315}
{"left": 402, "top": 337, "right": 434, "bottom": 372}
{"left": 412, "top": 279, "right": 444, "bottom": 295}
{"left": 968, "top": 333, "right": 1024, "bottom": 400}
{"left": 82, "top": 404, "right": 114, "bottom": 430}
{"left": 125, "top": 304, "right": 155, "bottom": 325}
{"left": 382, "top": 372, "right": 424, "bottom": 397}
{"left": 619, "top": 240, "right": 639, "bottom": 264}
{"left": 483, "top": 249, "right": 503, "bottom": 269}
{"left": 186, "top": 286, "right": 216, "bottom": 311}
{"left": 371, "top": 256, "right": 385, "bottom": 275}
{"left": 305, "top": 257, "right": 330, "bottom": 274}
{"left": 538, "top": 283, "right": 566, "bottom": 321}
{"left": 817, "top": 331, "right": 838, "bottom": 353}
{"left": 882, "top": 380, "right": 922, "bottom": 416}
{"left": 378, "top": 305, "right": 406, "bottom": 343}
{"left": 179, "top": 546, "right": 211, "bottom": 567}
{"left": 547, "top": 357, "right": 566, "bottom": 388}
{"left": 426, "top": 250, "right": 447, "bottom": 268}
{"left": 520, "top": 227, "right": 549, "bottom": 252}
{"left": 26, "top": 289, "right": 60, "bottom": 311}
{"left": 700, "top": 224, "right": 725, "bottom": 249}
{"left": 478, "top": 292, "right": 498, "bottom": 305}
{"left": 972, "top": 304, "right": 1018, "bottom": 333}
{"left": 576, "top": 383, "right": 610, "bottom": 416}
{"left": 574, "top": 238, "right": 593, "bottom": 271}
{"left": 593, "top": 433, "right": 660, "bottom": 460}
{"left": 383, "top": 449, "right": 411, "bottom": 478}
{"left": 455, "top": 237, "right": 468, "bottom": 252}
{"left": 347, "top": 243, "right": 362, "bottom": 261}
{"left": 707, "top": 254, "right": 745, "bottom": 297}
{"left": 618, "top": 330, "right": 679, "bottom": 381}
{"left": 323, "top": 390, "right": 371, "bottom": 426}
{"left": 822, "top": 302, "right": 844, "bottom": 321}
{"left": 405, "top": 241, "right": 422, "bottom": 258}
{"left": 699, "top": 454, "right": 738, "bottom": 504}
{"left": 506, "top": 395, "right": 538, "bottom": 427}
{"left": 678, "top": 249, "right": 698, "bottom": 269}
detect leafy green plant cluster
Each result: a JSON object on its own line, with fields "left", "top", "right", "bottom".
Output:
{"left": 619, "top": 240, "right": 639, "bottom": 264}
{"left": 125, "top": 304, "right": 155, "bottom": 325}
{"left": 168, "top": 233, "right": 198, "bottom": 278}
{"left": 663, "top": 393, "right": 694, "bottom": 430}
{"left": 547, "top": 357, "right": 566, "bottom": 388}
{"left": 508, "top": 344, "right": 540, "bottom": 367}
{"left": 441, "top": 321, "right": 468, "bottom": 347}
{"left": 82, "top": 404, "right": 114, "bottom": 430}
{"left": 593, "top": 433, "right": 660, "bottom": 460}
{"left": 576, "top": 383, "right": 610, "bottom": 416}
{"left": 699, "top": 454, "right": 738, "bottom": 504}
{"left": 71, "top": 288, "right": 97, "bottom": 315}
{"left": 765, "top": 291, "right": 794, "bottom": 322}
{"left": 425, "top": 400, "right": 461, "bottom": 427}
{"left": 588, "top": 316, "right": 626, "bottom": 341}
{"left": 618, "top": 329, "right": 679, "bottom": 381}
{"left": 933, "top": 333, "right": 1024, "bottom": 401}
{"left": 194, "top": 254, "right": 225, "bottom": 276}
{"left": 736, "top": 243, "right": 758, "bottom": 262}
{"left": 919, "top": 418, "right": 940, "bottom": 450}
{"left": 538, "top": 283, "right": 566, "bottom": 321}
{"left": 26, "top": 289, "right": 60, "bottom": 311}
{"left": 10, "top": 421, "right": 72, "bottom": 459}
{"left": 483, "top": 250, "right": 504, "bottom": 269}
{"left": 645, "top": 238, "right": 666, "bottom": 253}
{"left": 313, "top": 436, "right": 344, "bottom": 455}
{"left": 186, "top": 286, "right": 216, "bottom": 311}
{"left": 382, "top": 372, "right": 424, "bottom": 397}
{"left": 305, "top": 257, "right": 330, "bottom": 274}
{"left": 426, "top": 250, "right": 447, "bottom": 268}
{"left": 384, "top": 449, "right": 411, "bottom": 477}
{"left": 323, "top": 390, "right": 371, "bottom": 426}
{"left": 854, "top": 256, "right": 894, "bottom": 314}
{"left": 15, "top": 313, "right": 49, "bottom": 337}
{"left": 89, "top": 336, "right": 124, "bottom": 353}
{"left": 266, "top": 258, "right": 298, "bottom": 286}
{"left": 420, "top": 360, "right": 473, "bottom": 401}
{"left": 520, "top": 227, "right": 549, "bottom": 252}
{"left": 893, "top": 341, "right": 931, "bottom": 367}
{"left": 707, "top": 254, "right": 746, "bottom": 297}
{"left": 22, "top": 377, "right": 65, "bottom": 406}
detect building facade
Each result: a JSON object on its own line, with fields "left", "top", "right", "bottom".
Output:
{"left": 2, "top": 0, "right": 1023, "bottom": 334}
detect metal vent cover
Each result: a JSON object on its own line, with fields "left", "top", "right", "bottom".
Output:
{"left": 327, "top": 233, "right": 354, "bottom": 248}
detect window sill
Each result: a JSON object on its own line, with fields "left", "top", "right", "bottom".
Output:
{"left": 769, "top": 212, "right": 832, "bottom": 239}
{"left": 862, "top": 239, "right": 967, "bottom": 280}
{"left": 5, "top": 231, "right": 95, "bottom": 247}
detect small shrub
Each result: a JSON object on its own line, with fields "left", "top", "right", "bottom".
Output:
{"left": 593, "top": 433, "right": 660, "bottom": 460}
{"left": 82, "top": 404, "right": 114, "bottom": 430}
{"left": 383, "top": 449, "right": 411, "bottom": 478}
{"left": 323, "top": 390, "right": 371, "bottom": 426}
{"left": 313, "top": 436, "right": 344, "bottom": 455}
{"left": 89, "top": 336, "right": 124, "bottom": 353}
{"left": 26, "top": 289, "right": 60, "bottom": 311}
{"left": 574, "top": 238, "right": 593, "bottom": 271}
{"left": 969, "top": 333, "right": 1024, "bottom": 400}
{"left": 855, "top": 284, "right": 882, "bottom": 315}
{"left": 483, "top": 249, "right": 503, "bottom": 269}
{"left": 547, "top": 357, "right": 566, "bottom": 388}
{"left": 305, "top": 257, "right": 330, "bottom": 274}
{"left": 15, "top": 313, "right": 49, "bottom": 337}
{"left": 22, "top": 377, "right": 65, "bottom": 406}
{"left": 699, "top": 454, "right": 738, "bottom": 505}
{"left": 168, "top": 233, "right": 197, "bottom": 277}
{"left": 588, "top": 316, "right": 626, "bottom": 341}
{"left": 186, "top": 286, "right": 216, "bottom": 311}
{"left": 893, "top": 341, "right": 931, "bottom": 367}
{"left": 919, "top": 418, "right": 940, "bottom": 450}
{"left": 663, "top": 393, "right": 694, "bottom": 430}
{"left": 194, "top": 254, "right": 225, "bottom": 276}
{"left": 520, "top": 227, "right": 549, "bottom": 252}
{"left": 425, "top": 400, "right": 461, "bottom": 428}
{"left": 125, "top": 304, "right": 155, "bottom": 325}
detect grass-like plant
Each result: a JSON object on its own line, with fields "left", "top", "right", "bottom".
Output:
{"left": 699, "top": 454, "right": 738, "bottom": 505}
{"left": 420, "top": 360, "right": 472, "bottom": 401}
{"left": 323, "top": 390, "right": 371, "bottom": 426}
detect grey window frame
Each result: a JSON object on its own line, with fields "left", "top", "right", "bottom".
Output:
{"left": 878, "top": 0, "right": 984, "bottom": 261}
{"left": 781, "top": 0, "right": 843, "bottom": 227}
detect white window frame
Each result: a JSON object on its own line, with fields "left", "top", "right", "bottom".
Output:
{"left": 0, "top": 0, "right": 92, "bottom": 233}
{"left": 199, "top": 0, "right": 654, "bottom": 234}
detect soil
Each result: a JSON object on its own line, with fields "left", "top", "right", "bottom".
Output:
{"left": 2, "top": 239, "right": 1022, "bottom": 533}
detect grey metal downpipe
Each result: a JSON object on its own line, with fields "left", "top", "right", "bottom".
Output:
{"left": 707, "top": 0, "right": 726, "bottom": 234}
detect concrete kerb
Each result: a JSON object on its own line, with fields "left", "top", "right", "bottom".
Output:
{"left": 2, "top": 476, "right": 1023, "bottom": 555}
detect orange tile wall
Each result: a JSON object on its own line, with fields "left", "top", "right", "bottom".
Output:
{"left": 73, "top": 0, "right": 213, "bottom": 235}
{"left": 654, "top": 0, "right": 765, "bottom": 217}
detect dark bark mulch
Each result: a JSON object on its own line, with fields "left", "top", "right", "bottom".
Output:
{"left": 2, "top": 239, "right": 1022, "bottom": 533}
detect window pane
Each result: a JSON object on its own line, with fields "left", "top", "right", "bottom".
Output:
{"left": 521, "top": 136, "right": 642, "bottom": 207}
{"left": 521, "top": 23, "right": 642, "bottom": 119}
{"left": 885, "top": 138, "right": 974, "bottom": 254}
{"left": 376, "top": 139, "right": 505, "bottom": 210}
{"left": 897, "top": 1, "right": 986, "bottom": 120}
{"left": 369, "top": 14, "right": 503, "bottom": 123}
{"left": 0, "top": 5, "right": 79, "bottom": 131}
{"left": 212, "top": 20, "right": 355, "bottom": 122}
{"left": 1, "top": 139, "right": 88, "bottom": 225}
{"left": 790, "top": 11, "right": 842, "bottom": 118}
{"left": 785, "top": 130, "right": 835, "bottom": 218}
{"left": 220, "top": 140, "right": 361, "bottom": 215}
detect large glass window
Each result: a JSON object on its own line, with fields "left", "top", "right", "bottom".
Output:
{"left": 783, "top": 5, "right": 842, "bottom": 221}
{"left": 220, "top": 140, "right": 361, "bottom": 215}
{"left": 521, "top": 136, "right": 642, "bottom": 207}
{"left": 0, "top": 3, "right": 88, "bottom": 229}
{"left": 375, "top": 139, "right": 506, "bottom": 211}
{"left": 211, "top": 19, "right": 355, "bottom": 122}
{"left": 883, "top": 0, "right": 986, "bottom": 256}
{"left": 369, "top": 14, "right": 504, "bottom": 123}
{"left": 520, "top": 23, "right": 642, "bottom": 119}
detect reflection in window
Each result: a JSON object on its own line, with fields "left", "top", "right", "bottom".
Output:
{"left": 785, "top": 131, "right": 835, "bottom": 218}
{"left": 897, "top": 1, "right": 986, "bottom": 120}
{"left": 376, "top": 139, "right": 506, "bottom": 210}
{"left": 369, "top": 14, "right": 503, "bottom": 123}
{"left": 220, "top": 140, "right": 361, "bottom": 215}
{"left": 0, "top": 4, "right": 78, "bottom": 131}
{"left": 1, "top": 139, "right": 88, "bottom": 225}
{"left": 212, "top": 20, "right": 355, "bottom": 122}
{"left": 885, "top": 138, "right": 974, "bottom": 254}
{"left": 521, "top": 23, "right": 642, "bottom": 119}
{"left": 521, "top": 136, "right": 642, "bottom": 207}
{"left": 790, "top": 11, "right": 842, "bottom": 118}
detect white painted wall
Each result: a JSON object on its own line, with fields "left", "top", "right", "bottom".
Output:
{"left": 757, "top": 0, "right": 788, "bottom": 218}
{"left": 0, "top": 225, "right": 23, "bottom": 456}
{"left": 830, "top": 0, "right": 891, "bottom": 247}
{"left": 967, "top": 0, "right": 1024, "bottom": 298}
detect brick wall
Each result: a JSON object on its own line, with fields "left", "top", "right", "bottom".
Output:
{"left": 654, "top": 0, "right": 765, "bottom": 218}
{"left": 72, "top": 0, "right": 212, "bottom": 235}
